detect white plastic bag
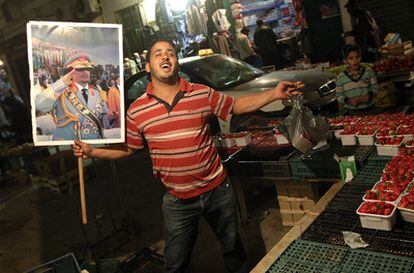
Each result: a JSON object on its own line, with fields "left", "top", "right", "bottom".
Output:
{"left": 279, "top": 95, "right": 329, "bottom": 153}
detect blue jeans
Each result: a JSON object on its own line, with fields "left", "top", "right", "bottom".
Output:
{"left": 162, "top": 179, "right": 247, "bottom": 273}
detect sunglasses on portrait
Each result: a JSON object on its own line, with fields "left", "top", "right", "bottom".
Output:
{"left": 75, "top": 68, "right": 93, "bottom": 72}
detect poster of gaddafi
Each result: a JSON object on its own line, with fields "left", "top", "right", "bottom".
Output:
{"left": 27, "top": 21, "right": 124, "bottom": 146}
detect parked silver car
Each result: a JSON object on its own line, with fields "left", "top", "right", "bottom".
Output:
{"left": 125, "top": 54, "right": 337, "bottom": 132}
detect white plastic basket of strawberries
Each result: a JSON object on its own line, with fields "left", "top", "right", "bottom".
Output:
{"left": 381, "top": 155, "right": 414, "bottom": 188}
{"left": 383, "top": 154, "right": 414, "bottom": 224}
{"left": 363, "top": 188, "right": 402, "bottom": 205}
{"left": 398, "top": 192, "right": 414, "bottom": 223}
{"left": 406, "top": 140, "right": 414, "bottom": 149}
{"left": 339, "top": 126, "right": 357, "bottom": 146}
{"left": 396, "top": 125, "right": 414, "bottom": 143}
{"left": 356, "top": 201, "right": 397, "bottom": 231}
{"left": 221, "top": 132, "right": 252, "bottom": 147}
{"left": 357, "top": 155, "right": 414, "bottom": 230}
{"left": 356, "top": 126, "right": 378, "bottom": 146}
{"left": 375, "top": 136, "right": 403, "bottom": 156}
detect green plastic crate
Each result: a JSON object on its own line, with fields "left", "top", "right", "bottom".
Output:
{"left": 288, "top": 143, "right": 375, "bottom": 179}
{"left": 354, "top": 145, "right": 375, "bottom": 164}
{"left": 352, "top": 161, "right": 387, "bottom": 184}
{"left": 266, "top": 240, "right": 414, "bottom": 273}
{"left": 289, "top": 154, "right": 340, "bottom": 179}
{"left": 367, "top": 152, "right": 393, "bottom": 164}
{"left": 393, "top": 257, "right": 414, "bottom": 273}
{"left": 80, "top": 258, "right": 119, "bottom": 273}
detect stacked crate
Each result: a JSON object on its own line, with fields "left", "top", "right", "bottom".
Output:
{"left": 276, "top": 181, "right": 319, "bottom": 226}
{"left": 31, "top": 150, "right": 86, "bottom": 193}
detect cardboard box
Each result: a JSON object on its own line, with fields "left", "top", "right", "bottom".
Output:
{"left": 280, "top": 212, "right": 294, "bottom": 226}
{"left": 5, "top": 169, "right": 30, "bottom": 185}
{"left": 275, "top": 181, "right": 319, "bottom": 200}
{"left": 334, "top": 154, "right": 357, "bottom": 184}
{"left": 290, "top": 200, "right": 302, "bottom": 211}
{"left": 34, "top": 150, "right": 77, "bottom": 178}
{"left": 275, "top": 182, "right": 288, "bottom": 196}
{"left": 31, "top": 167, "right": 88, "bottom": 193}
{"left": 339, "top": 161, "right": 357, "bottom": 183}
{"left": 293, "top": 212, "right": 305, "bottom": 222}
{"left": 375, "top": 81, "right": 397, "bottom": 108}
{"left": 278, "top": 200, "right": 291, "bottom": 210}
{"left": 302, "top": 199, "right": 316, "bottom": 211}
{"left": 277, "top": 196, "right": 316, "bottom": 212}
{"left": 280, "top": 210, "right": 305, "bottom": 226}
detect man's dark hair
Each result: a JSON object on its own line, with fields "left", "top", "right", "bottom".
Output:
{"left": 256, "top": 19, "right": 264, "bottom": 27}
{"left": 146, "top": 38, "right": 177, "bottom": 63}
{"left": 342, "top": 44, "right": 361, "bottom": 59}
{"left": 145, "top": 38, "right": 178, "bottom": 82}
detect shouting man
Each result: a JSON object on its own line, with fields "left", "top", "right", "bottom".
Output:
{"left": 73, "top": 39, "right": 302, "bottom": 273}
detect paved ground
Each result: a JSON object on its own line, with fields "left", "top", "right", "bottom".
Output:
{"left": 0, "top": 150, "right": 290, "bottom": 273}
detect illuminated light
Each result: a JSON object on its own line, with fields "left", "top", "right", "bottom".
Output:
{"left": 198, "top": 49, "right": 214, "bottom": 56}
{"left": 166, "top": 0, "right": 188, "bottom": 12}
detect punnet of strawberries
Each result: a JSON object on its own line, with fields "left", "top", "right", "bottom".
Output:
{"left": 374, "top": 181, "right": 405, "bottom": 194}
{"left": 397, "top": 125, "right": 414, "bottom": 136}
{"left": 364, "top": 189, "right": 400, "bottom": 202}
{"left": 377, "top": 126, "right": 398, "bottom": 137}
{"left": 400, "top": 147, "right": 414, "bottom": 156}
{"left": 357, "top": 126, "right": 378, "bottom": 135}
{"left": 358, "top": 202, "right": 395, "bottom": 215}
{"left": 398, "top": 193, "right": 414, "bottom": 210}
{"left": 406, "top": 140, "right": 414, "bottom": 147}
{"left": 376, "top": 137, "right": 403, "bottom": 145}
{"left": 381, "top": 155, "right": 414, "bottom": 185}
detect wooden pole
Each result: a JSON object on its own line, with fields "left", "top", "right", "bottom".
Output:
{"left": 78, "top": 157, "right": 87, "bottom": 224}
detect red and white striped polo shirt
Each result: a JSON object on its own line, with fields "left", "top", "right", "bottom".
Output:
{"left": 126, "top": 78, "right": 235, "bottom": 199}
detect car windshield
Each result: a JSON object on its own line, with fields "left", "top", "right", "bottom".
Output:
{"left": 127, "top": 71, "right": 191, "bottom": 101}
{"left": 180, "top": 55, "right": 264, "bottom": 90}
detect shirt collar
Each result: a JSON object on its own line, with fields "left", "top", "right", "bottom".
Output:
{"left": 344, "top": 66, "right": 365, "bottom": 81}
{"left": 146, "top": 77, "right": 193, "bottom": 96}
{"left": 74, "top": 82, "right": 89, "bottom": 91}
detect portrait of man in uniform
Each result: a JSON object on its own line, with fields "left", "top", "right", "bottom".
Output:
{"left": 27, "top": 21, "right": 124, "bottom": 146}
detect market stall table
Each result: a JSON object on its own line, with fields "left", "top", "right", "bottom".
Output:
{"left": 251, "top": 150, "right": 414, "bottom": 272}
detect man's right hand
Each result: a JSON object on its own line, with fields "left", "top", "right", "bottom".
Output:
{"left": 72, "top": 140, "right": 94, "bottom": 159}
{"left": 62, "top": 68, "right": 76, "bottom": 86}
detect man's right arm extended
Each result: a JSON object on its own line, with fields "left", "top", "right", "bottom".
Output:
{"left": 72, "top": 140, "right": 136, "bottom": 160}
{"left": 35, "top": 69, "right": 76, "bottom": 112}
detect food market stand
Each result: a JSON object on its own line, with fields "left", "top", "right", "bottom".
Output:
{"left": 218, "top": 106, "right": 414, "bottom": 272}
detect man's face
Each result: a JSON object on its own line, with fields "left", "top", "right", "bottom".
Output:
{"left": 146, "top": 41, "right": 179, "bottom": 84}
{"left": 345, "top": 51, "right": 361, "bottom": 71}
{"left": 72, "top": 68, "right": 91, "bottom": 84}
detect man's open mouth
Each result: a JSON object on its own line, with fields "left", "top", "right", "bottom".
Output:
{"left": 160, "top": 62, "right": 171, "bottom": 71}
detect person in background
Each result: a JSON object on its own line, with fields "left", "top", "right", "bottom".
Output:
{"left": 107, "top": 77, "right": 121, "bottom": 128}
{"left": 211, "top": 31, "right": 232, "bottom": 57}
{"left": 1, "top": 88, "right": 31, "bottom": 143}
{"left": 72, "top": 39, "right": 303, "bottom": 273}
{"left": 133, "top": 52, "right": 143, "bottom": 71}
{"left": 344, "top": 0, "right": 382, "bottom": 62}
{"left": 335, "top": 44, "right": 379, "bottom": 111}
{"left": 236, "top": 27, "right": 262, "bottom": 67}
{"left": 253, "top": 19, "right": 282, "bottom": 69}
